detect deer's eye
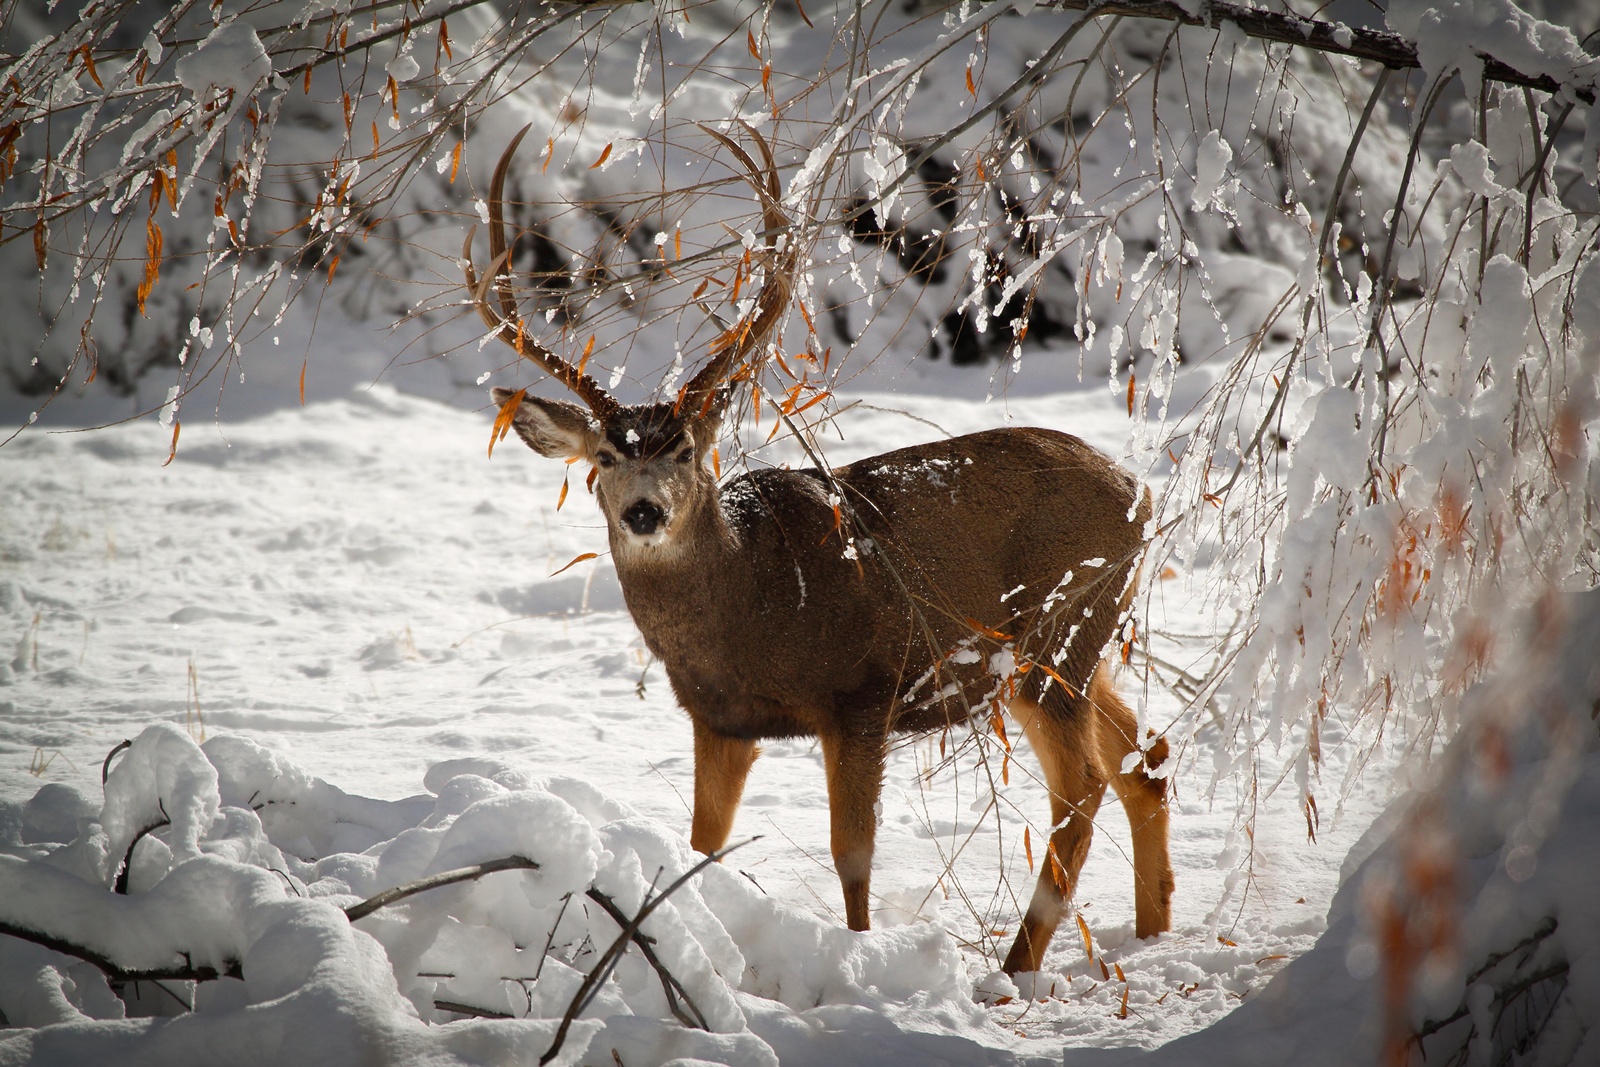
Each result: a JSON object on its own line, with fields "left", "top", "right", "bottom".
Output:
{"left": 596, "top": 451, "right": 617, "bottom": 469}
{"left": 676, "top": 447, "right": 694, "bottom": 465}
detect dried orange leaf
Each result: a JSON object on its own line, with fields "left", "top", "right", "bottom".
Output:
{"left": 557, "top": 476, "right": 570, "bottom": 511}
{"left": 299, "top": 359, "right": 307, "bottom": 405}
{"left": 590, "top": 142, "right": 612, "bottom": 169}
{"left": 550, "top": 552, "right": 598, "bottom": 577}
{"left": 449, "top": 141, "right": 462, "bottom": 184}
{"left": 965, "top": 618, "right": 1012, "bottom": 641}
{"left": 1076, "top": 912, "right": 1094, "bottom": 961}
{"left": 1024, "top": 826, "right": 1034, "bottom": 872}
{"left": 162, "top": 420, "right": 181, "bottom": 467}
{"left": 1126, "top": 371, "right": 1136, "bottom": 416}
{"left": 965, "top": 65, "right": 976, "bottom": 96}
{"left": 488, "top": 388, "right": 526, "bottom": 458}
{"left": 81, "top": 46, "right": 103, "bottom": 88}
{"left": 747, "top": 28, "right": 760, "bottom": 59}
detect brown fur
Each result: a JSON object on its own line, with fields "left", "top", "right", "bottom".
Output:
{"left": 492, "top": 400, "right": 1174, "bottom": 972}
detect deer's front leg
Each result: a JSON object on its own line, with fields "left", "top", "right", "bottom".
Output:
{"left": 820, "top": 732, "right": 886, "bottom": 932}
{"left": 690, "top": 721, "right": 758, "bottom": 855}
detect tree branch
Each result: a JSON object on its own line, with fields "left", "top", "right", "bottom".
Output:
{"left": 344, "top": 855, "right": 542, "bottom": 922}
{"left": 1041, "top": 0, "right": 1595, "bottom": 105}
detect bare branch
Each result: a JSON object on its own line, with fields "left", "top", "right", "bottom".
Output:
{"left": 344, "top": 855, "right": 542, "bottom": 923}
{"left": 0, "top": 919, "right": 242, "bottom": 984}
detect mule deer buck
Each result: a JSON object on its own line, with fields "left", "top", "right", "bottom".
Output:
{"left": 469, "top": 126, "right": 1172, "bottom": 974}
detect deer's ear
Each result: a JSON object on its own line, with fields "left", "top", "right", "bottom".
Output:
{"left": 491, "top": 389, "right": 598, "bottom": 459}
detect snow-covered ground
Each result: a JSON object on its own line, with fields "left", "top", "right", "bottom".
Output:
{"left": 1, "top": 373, "right": 1398, "bottom": 1063}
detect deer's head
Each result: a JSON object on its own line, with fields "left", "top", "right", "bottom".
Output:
{"left": 470, "top": 124, "right": 790, "bottom": 558}
{"left": 489, "top": 392, "right": 722, "bottom": 553}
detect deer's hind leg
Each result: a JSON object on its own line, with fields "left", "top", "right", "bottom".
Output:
{"left": 1087, "top": 662, "right": 1173, "bottom": 939}
{"left": 1002, "top": 685, "right": 1109, "bottom": 975}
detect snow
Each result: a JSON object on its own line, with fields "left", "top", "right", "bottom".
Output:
{"left": 174, "top": 21, "right": 272, "bottom": 97}
{"left": 1, "top": 383, "right": 1396, "bottom": 1063}
{"left": 3, "top": 0, "right": 1598, "bottom": 1061}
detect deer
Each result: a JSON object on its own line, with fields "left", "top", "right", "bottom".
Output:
{"left": 467, "top": 124, "right": 1172, "bottom": 975}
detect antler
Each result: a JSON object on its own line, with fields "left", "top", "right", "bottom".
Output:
{"left": 464, "top": 125, "right": 619, "bottom": 419}
{"left": 679, "top": 122, "right": 797, "bottom": 419}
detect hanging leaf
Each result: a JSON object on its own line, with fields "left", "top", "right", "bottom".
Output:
{"left": 1126, "top": 371, "right": 1136, "bottom": 416}
{"left": 1024, "top": 826, "right": 1034, "bottom": 873}
{"left": 590, "top": 142, "right": 612, "bottom": 169}
{"left": 80, "top": 45, "right": 103, "bottom": 88}
{"left": 1076, "top": 913, "right": 1094, "bottom": 961}
{"left": 299, "top": 359, "right": 308, "bottom": 405}
{"left": 162, "top": 421, "right": 181, "bottom": 467}
{"left": 136, "top": 218, "right": 163, "bottom": 315}
{"left": 550, "top": 552, "right": 598, "bottom": 577}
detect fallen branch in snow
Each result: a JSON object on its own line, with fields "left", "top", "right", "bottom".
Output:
{"left": 433, "top": 999, "right": 515, "bottom": 1020}
{"left": 113, "top": 812, "right": 170, "bottom": 896}
{"left": 0, "top": 918, "right": 242, "bottom": 984}
{"left": 585, "top": 889, "right": 709, "bottom": 1031}
{"left": 541, "top": 838, "right": 758, "bottom": 1066}
{"left": 344, "top": 855, "right": 542, "bottom": 922}
{"left": 346, "top": 855, "right": 711, "bottom": 1030}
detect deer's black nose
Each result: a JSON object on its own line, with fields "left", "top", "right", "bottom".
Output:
{"left": 622, "top": 500, "right": 665, "bottom": 535}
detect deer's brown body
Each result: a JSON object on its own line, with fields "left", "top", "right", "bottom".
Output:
{"left": 472, "top": 127, "right": 1172, "bottom": 974}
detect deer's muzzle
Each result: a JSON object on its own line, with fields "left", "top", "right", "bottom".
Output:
{"left": 621, "top": 499, "right": 666, "bottom": 536}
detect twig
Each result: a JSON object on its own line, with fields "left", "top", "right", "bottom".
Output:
{"left": 344, "top": 855, "right": 542, "bottom": 922}
{"left": 540, "top": 839, "right": 758, "bottom": 1066}
{"left": 113, "top": 815, "right": 171, "bottom": 895}
{"left": 435, "top": 999, "right": 515, "bottom": 1020}
{"left": 584, "top": 889, "right": 709, "bottom": 1031}
{"left": 101, "top": 739, "right": 132, "bottom": 785}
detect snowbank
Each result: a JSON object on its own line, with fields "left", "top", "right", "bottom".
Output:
{"left": 0, "top": 726, "right": 999, "bottom": 1066}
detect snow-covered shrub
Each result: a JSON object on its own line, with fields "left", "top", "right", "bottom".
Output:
{"left": 1136, "top": 588, "right": 1600, "bottom": 1065}
{"left": 0, "top": 724, "right": 983, "bottom": 1065}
